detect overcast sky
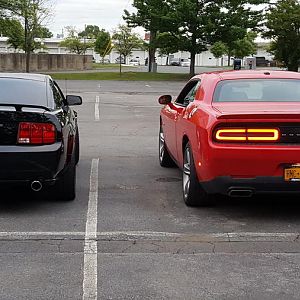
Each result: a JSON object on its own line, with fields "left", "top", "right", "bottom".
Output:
{"left": 47, "top": 0, "right": 137, "bottom": 37}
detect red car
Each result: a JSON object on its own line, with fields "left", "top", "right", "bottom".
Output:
{"left": 159, "top": 70, "right": 300, "bottom": 206}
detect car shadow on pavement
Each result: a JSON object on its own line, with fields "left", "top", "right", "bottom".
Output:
{"left": 211, "top": 194, "right": 300, "bottom": 220}
{"left": 0, "top": 187, "right": 53, "bottom": 212}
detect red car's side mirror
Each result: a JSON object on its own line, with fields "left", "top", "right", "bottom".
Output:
{"left": 158, "top": 95, "right": 172, "bottom": 105}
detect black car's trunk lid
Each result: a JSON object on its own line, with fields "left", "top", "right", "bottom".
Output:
{"left": 0, "top": 105, "right": 50, "bottom": 145}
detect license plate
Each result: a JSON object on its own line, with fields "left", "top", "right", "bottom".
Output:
{"left": 284, "top": 167, "right": 300, "bottom": 181}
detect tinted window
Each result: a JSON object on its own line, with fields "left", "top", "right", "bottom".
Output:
{"left": 213, "top": 79, "right": 300, "bottom": 102}
{"left": 176, "top": 80, "right": 201, "bottom": 105}
{"left": 50, "top": 80, "right": 64, "bottom": 108}
{"left": 0, "top": 78, "right": 47, "bottom": 106}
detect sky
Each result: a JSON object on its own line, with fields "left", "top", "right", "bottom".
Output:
{"left": 47, "top": 0, "right": 137, "bottom": 37}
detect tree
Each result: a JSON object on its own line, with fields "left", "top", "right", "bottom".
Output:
{"left": 4, "top": 0, "right": 53, "bottom": 72}
{"left": 210, "top": 41, "right": 228, "bottom": 66}
{"left": 233, "top": 31, "right": 257, "bottom": 59}
{"left": 6, "top": 19, "right": 24, "bottom": 51}
{"left": 165, "top": 0, "right": 223, "bottom": 77}
{"left": 214, "top": 0, "right": 268, "bottom": 66}
{"left": 94, "top": 29, "right": 112, "bottom": 63}
{"left": 79, "top": 25, "right": 101, "bottom": 39}
{"left": 112, "top": 25, "right": 144, "bottom": 64}
{"left": 156, "top": 32, "right": 180, "bottom": 65}
{"left": 264, "top": 0, "right": 300, "bottom": 71}
{"left": 60, "top": 37, "right": 93, "bottom": 55}
{"left": 124, "top": 0, "right": 172, "bottom": 72}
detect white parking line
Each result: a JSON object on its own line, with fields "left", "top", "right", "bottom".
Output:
{"left": 0, "top": 231, "right": 298, "bottom": 243}
{"left": 83, "top": 158, "right": 99, "bottom": 300}
{"left": 95, "top": 96, "right": 100, "bottom": 121}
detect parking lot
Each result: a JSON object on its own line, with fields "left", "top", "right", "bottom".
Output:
{"left": 0, "top": 80, "right": 300, "bottom": 299}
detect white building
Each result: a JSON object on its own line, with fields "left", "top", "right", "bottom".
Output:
{"left": 0, "top": 37, "right": 273, "bottom": 67}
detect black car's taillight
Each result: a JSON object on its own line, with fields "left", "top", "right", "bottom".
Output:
{"left": 17, "top": 122, "right": 56, "bottom": 145}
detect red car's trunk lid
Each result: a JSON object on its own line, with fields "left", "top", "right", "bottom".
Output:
{"left": 212, "top": 102, "right": 300, "bottom": 119}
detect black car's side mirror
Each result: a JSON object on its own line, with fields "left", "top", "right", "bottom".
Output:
{"left": 66, "top": 95, "right": 82, "bottom": 106}
{"left": 158, "top": 95, "right": 172, "bottom": 105}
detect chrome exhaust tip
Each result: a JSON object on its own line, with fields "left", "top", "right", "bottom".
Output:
{"left": 31, "top": 181, "right": 43, "bottom": 192}
{"left": 228, "top": 189, "right": 253, "bottom": 198}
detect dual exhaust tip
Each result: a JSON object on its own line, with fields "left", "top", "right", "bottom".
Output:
{"left": 31, "top": 180, "right": 43, "bottom": 192}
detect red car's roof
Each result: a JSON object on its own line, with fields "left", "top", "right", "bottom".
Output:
{"left": 193, "top": 70, "right": 300, "bottom": 81}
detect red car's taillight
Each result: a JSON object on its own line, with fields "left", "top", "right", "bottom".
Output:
{"left": 215, "top": 128, "right": 280, "bottom": 142}
{"left": 18, "top": 122, "right": 56, "bottom": 145}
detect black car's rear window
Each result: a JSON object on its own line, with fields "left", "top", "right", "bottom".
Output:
{"left": 213, "top": 79, "right": 300, "bottom": 102}
{"left": 0, "top": 78, "right": 47, "bottom": 106}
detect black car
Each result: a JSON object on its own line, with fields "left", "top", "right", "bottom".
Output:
{"left": 0, "top": 73, "right": 82, "bottom": 201}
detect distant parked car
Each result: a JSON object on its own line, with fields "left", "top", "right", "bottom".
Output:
{"left": 102, "top": 58, "right": 111, "bottom": 64}
{"left": 0, "top": 73, "right": 82, "bottom": 201}
{"left": 170, "top": 58, "right": 180, "bottom": 66}
{"left": 115, "top": 56, "right": 125, "bottom": 64}
{"left": 180, "top": 59, "right": 191, "bottom": 67}
{"left": 129, "top": 59, "right": 140, "bottom": 66}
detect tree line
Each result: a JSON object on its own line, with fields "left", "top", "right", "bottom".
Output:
{"left": 125, "top": 0, "right": 300, "bottom": 75}
{"left": 1, "top": 0, "right": 300, "bottom": 74}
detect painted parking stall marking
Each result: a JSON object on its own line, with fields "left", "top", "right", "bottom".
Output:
{"left": 83, "top": 158, "right": 99, "bottom": 300}
{"left": 95, "top": 96, "right": 100, "bottom": 121}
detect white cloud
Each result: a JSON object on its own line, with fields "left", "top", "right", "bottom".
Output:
{"left": 46, "top": 0, "right": 137, "bottom": 36}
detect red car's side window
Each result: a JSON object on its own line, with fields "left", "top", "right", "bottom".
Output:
{"left": 176, "top": 80, "right": 201, "bottom": 106}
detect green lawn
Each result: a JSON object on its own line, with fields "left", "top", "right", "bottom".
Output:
{"left": 92, "top": 63, "right": 130, "bottom": 69}
{"left": 49, "top": 72, "right": 190, "bottom": 81}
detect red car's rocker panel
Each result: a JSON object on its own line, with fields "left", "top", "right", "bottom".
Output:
{"left": 159, "top": 70, "right": 300, "bottom": 206}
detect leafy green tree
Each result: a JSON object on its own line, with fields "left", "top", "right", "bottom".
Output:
{"left": 165, "top": 0, "right": 222, "bottom": 76}
{"left": 210, "top": 41, "right": 228, "bottom": 66}
{"left": 214, "top": 0, "right": 268, "bottom": 66}
{"left": 94, "top": 29, "right": 112, "bottom": 63}
{"left": 4, "top": 0, "right": 53, "bottom": 72}
{"left": 264, "top": 0, "right": 300, "bottom": 71}
{"left": 6, "top": 19, "right": 24, "bottom": 50}
{"left": 60, "top": 37, "right": 93, "bottom": 55}
{"left": 233, "top": 31, "right": 257, "bottom": 59}
{"left": 156, "top": 32, "right": 180, "bottom": 65}
{"left": 124, "top": 0, "right": 172, "bottom": 72}
{"left": 112, "top": 25, "right": 144, "bottom": 64}
{"left": 36, "top": 25, "right": 52, "bottom": 38}
{"left": 79, "top": 25, "right": 101, "bottom": 39}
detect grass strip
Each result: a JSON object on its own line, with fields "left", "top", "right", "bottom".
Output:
{"left": 49, "top": 72, "right": 190, "bottom": 81}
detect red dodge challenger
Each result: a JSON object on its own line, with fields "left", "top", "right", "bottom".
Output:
{"left": 159, "top": 70, "right": 300, "bottom": 206}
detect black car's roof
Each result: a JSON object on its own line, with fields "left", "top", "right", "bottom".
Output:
{"left": 0, "top": 73, "right": 49, "bottom": 82}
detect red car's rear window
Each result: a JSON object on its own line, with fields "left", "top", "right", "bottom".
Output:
{"left": 213, "top": 79, "right": 300, "bottom": 102}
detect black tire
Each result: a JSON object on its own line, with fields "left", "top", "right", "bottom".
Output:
{"left": 159, "top": 124, "right": 176, "bottom": 168}
{"left": 183, "top": 142, "right": 212, "bottom": 207}
{"left": 75, "top": 127, "right": 80, "bottom": 165}
{"left": 53, "top": 154, "right": 76, "bottom": 201}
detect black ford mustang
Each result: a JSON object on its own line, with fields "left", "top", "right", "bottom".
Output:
{"left": 0, "top": 73, "right": 82, "bottom": 201}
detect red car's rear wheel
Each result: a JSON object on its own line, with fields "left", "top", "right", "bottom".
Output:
{"left": 183, "top": 143, "right": 212, "bottom": 206}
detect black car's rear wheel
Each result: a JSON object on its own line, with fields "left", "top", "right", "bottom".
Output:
{"left": 183, "top": 143, "right": 212, "bottom": 207}
{"left": 53, "top": 155, "right": 76, "bottom": 201}
{"left": 159, "top": 124, "right": 176, "bottom": 167}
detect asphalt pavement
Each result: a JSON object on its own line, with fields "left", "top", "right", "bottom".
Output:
{"left": 0, "top": 80, "right": 299, "bottom": 299}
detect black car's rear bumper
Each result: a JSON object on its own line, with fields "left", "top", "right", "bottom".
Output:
{"left": 201, "top": 176, "right": 300, "bottom": 196}
{"left": 0, "top": 143, "right": 63, "bottom": 186}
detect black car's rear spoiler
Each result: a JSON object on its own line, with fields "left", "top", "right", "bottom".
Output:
{"left": 0, "top": 103, "right": 51, "bottom": 112}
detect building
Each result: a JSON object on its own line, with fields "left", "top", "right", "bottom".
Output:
{"left": 0, "top": 37, "right": 273, "bottom": 67}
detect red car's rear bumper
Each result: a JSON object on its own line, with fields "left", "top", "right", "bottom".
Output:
{"left": 195, "top": 143, "right": 300, "bottom": 194}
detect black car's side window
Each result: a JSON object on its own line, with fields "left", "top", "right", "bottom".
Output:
{"left": 50, "top": 81, "right": 64, "bottom": 109}
{"left": 176, "top": 80, "right": 201, "bottom": 106}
